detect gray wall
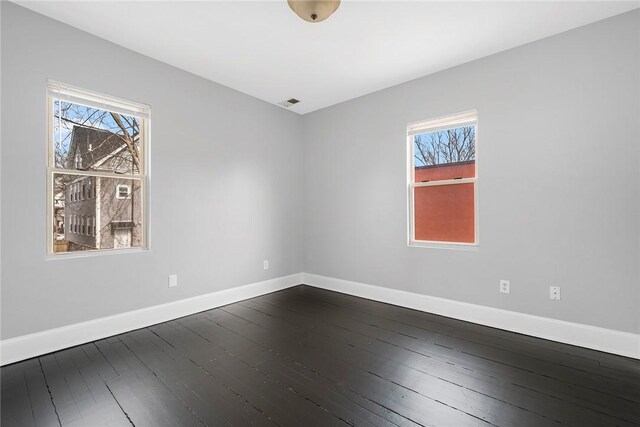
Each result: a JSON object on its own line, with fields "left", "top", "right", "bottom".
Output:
{"left": 1, "top": 3, "right": 304, "bottom": 339}
{"left": 2, "top": 3, "right": 638, "bottom": 341}
{"left": 302, "top": 10, "right": 640, "bottom": 334}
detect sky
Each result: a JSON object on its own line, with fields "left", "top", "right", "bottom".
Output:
{"left": 413, "top": 125, "right": 476, "bottom": 167}
{"left": 53, "top": 99, "right": 139, "bottom": 168}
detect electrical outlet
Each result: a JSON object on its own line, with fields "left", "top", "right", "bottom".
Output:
{"left": 550, "top": 286, "right": 561, "bottom": 300}
{"left": 263, "top": 260, "right": 269, "bottom": 270}
{"left": 500, "top": 280, "right": 510, "bottom": 294}
{"left": 168, "top": 274, "right": 178, "bottom": 288}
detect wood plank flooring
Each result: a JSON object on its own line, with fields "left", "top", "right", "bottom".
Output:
{"left": 2, "top": 285, "right": 639, "bottom": 426}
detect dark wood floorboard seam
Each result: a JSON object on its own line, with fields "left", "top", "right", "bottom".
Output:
{"left": 239, "top": 291, "right": 639, "bottom": 425}
{"left": 3, "top": 285, "right": 639, "bottom": 427}
{"left": 283, "top": 287, "right": 640, "bottom": 397}
{"left": 175, "top": 316, "right": 419, "bottom": 426}
{"left": 195, "top": 319, "right": 422, "bottom": 425}
{"left": 104, "top": 381, "right": 136, "bottom": 426}
{"left": 220, "top": 304, "right": 554, "bottom": 426}
{"left": 172, "top": 320, "right": 354, "bottom": 426}
{"left": 117, "top": 337, "right": 209, "bottom": 426}
{"left": 37, "top": 358, "right": 62, "bottom": 427}
{"left": 287, "top": 286, "right": 640, "bottom": 376}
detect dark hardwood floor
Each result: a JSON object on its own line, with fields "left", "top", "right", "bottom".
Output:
{"left": 2, "top": 285, "right": 639, "bottom": 426}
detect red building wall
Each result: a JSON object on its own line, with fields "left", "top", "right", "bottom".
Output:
{"left": 414, "top": 161, "right": 475, "bottom": 243}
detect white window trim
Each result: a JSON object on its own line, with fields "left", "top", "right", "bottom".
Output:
{"left": 407, "top": 110, "right": 479, "bottom": 250}
{"left": 46, "top": 81, "right": 151, "bottom": 258}
{"left": 116, "top": 184, "right": 131, "bottom": 199}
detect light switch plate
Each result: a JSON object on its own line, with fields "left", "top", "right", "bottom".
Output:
{"left": 169, "top": 274, "right": 178, "bottom": 288}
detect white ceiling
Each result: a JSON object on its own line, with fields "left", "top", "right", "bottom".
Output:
{"left": 16, "top": 1, "right": 640, "bottom": 114}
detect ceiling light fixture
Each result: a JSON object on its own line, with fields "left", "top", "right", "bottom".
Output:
{"left": 288, "top": 0, "right": 341, "bottom": 23}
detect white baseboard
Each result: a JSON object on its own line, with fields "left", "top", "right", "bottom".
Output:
{"left": 3, "top": 272, "right": 637, "bottom": 365}
{"left": 302, "top": 273, "right": 640, "bottom": 359}
{"left": 0, "top": 273, "right": 303, "bottom": 366}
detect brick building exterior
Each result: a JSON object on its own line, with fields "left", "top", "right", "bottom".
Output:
{"left": 414, "top": 160, "right": 475, "bottom": 243}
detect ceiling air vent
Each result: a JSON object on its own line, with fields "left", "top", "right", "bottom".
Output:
{"left": 277, "top": 98, "right": 301, "bottom": 108}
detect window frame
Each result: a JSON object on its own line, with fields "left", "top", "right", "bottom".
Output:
{"left": 46, "top": 81, "right": 151, "bottom": 258}
{"left": 115, "top": 184, "right": 132, "bottom": 200}
{"left": 407, "top": 110, "right": 479, "bottom": 250}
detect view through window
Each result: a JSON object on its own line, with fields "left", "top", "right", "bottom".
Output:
{"left": 408, "top": 111, "right": 477, "bottom": 245}
{"left": 48, "top": 83, "right": 149, "bottom": 254}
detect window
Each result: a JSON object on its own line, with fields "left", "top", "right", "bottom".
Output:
{"left": 116, "top": 184, "right": 131, "bottom": 199}
{"left": 48, "top": 82, "right": 149, "bottom": 255}
{"left": 408, "top": 111, "right": 478, "bottom": 246}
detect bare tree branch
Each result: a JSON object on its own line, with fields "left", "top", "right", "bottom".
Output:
{"left": 413, "top": 126, "right": 475, "bottom": 166}
{"left": 109, "top": 112, "right": 141, "bottom": 172}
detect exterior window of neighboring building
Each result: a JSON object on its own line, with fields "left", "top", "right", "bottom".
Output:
{"left": 116, "top": 185, "right": 131, "bottom": 199}
{"left": 408, "top": 111, "right": 478, "bottom": 247}
{"left": 48, "top": 82, "right": 149, "bottom": 255}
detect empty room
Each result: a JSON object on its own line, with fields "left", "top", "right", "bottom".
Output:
{"left": 1, "top": 0, "right": 639, "bottom": 425}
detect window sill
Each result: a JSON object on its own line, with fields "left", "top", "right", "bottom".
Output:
{"left": 46, "top": 247, "right": 149, "bottom": 261}
{"left": 408, "top": 240, "right": 479, "bottom": 251}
